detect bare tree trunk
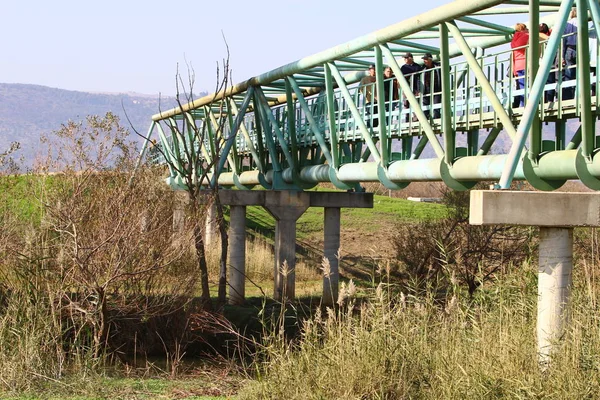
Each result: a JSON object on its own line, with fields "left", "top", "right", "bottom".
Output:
{"left": 94, "top": 286, "right": 109, "bottom": 359}
{"left": 188, "top": 196, "right": 212, "bottom": 311}
{"left": 193, "top": 223, "right": 212, "bottom": 310}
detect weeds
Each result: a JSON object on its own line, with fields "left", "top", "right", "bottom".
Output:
{"left": 239, "top": 260, "right": 600, "bottom": 399}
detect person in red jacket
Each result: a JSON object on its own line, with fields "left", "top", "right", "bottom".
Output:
{"left": 511, "top": 23, "right": 529, "bottom": 108}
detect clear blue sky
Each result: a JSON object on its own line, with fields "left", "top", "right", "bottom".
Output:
{"left": 2, "top": 0, "right": 526, "bottom": 96}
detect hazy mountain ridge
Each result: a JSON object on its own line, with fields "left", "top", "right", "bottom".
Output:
{"left": 0, "top": 83, "right": 205, "bottom": 165}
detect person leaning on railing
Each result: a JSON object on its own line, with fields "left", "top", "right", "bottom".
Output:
{"left": 562, "top": 8, "right": 578, "bottom": 100}
{"left": 511, "top": 23, "right": 529, "bottom": 108}
{"left": 539, "top": 23, "right": 556, "bottom": 103}
{"left": 383, "top": 66, "right": 399, "bottom": 111}
{"left": 401, "top": 52, "right": 422, "bottom": 122}
{"left": 421, "top": 53, "right": 442, "bottom": 119}
{"left": 359, "top": 64, "right": 378, "bottom": 127}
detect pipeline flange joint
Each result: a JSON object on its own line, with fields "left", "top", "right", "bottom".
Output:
{"left": 440, "top": 160, "right": 477, "bottom": 191}
{"left": 377, "top": 163, "right": 409, "bottom": 190}
{"left": 329, "top": 166, "right": 361, "bottom": 191}
{"left": 523, "top": 155, "right": 566, "bottom": 191}
{"left": 575, "top": 147, "right": 600, "bottom": 190}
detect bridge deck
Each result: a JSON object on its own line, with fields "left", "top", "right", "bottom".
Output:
{"left": 143, "top": 0, "right": 600, "bottom": 192}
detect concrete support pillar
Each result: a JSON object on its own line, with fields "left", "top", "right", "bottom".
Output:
{"left": 263, "top": 191, "right": 310, "bottom": 301}
{"left": 470, "top": 190, "right": 600, "bottom": 367}
{"left": 215, "top": 190, "right": 373, "bottom": 303}
{"left": 228, "top": 205, "right": 247, "bottom": 305}
{"left": 172, "top": 191, "right": 188, "bottom": 233}
{"left": 273, "top": 218, "right": 298, "bottom": 300}
{"left": 205, "top": 201, "right": 217, "bottom": 247}
{"left": 323, "top": 207, "right": 341, "bottom": 306}
{"left": 538, "top": 227, "right": 573, "bottom": 365}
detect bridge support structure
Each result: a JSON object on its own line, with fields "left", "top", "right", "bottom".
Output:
{"left": 219, "top": 190, "right": 373, "bottom": 304}
{"left": 470, "top": 190, "right": 600, "bottom": 365}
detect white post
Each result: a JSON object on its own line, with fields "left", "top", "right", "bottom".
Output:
{"left": 537, "top": 227, "right": 573, "bottom": 365}
{"left": 228, "top": 205, "right": 247, "bottom": 305}
{"left": 323, "top": 207, "right": 341, "bottom": 306}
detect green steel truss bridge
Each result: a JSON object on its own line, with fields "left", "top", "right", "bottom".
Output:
{"left": 142, "top": 0, "right": 600, "bottom": 192}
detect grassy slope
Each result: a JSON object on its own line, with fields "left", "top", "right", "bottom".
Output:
{"left": 245, "top": 193, "right": 448, "bottom": 240}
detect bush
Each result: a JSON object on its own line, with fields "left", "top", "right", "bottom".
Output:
{"left": 393, "top": 186, "right": 534, "bottom": 296}
{"left": 238, "top": 261, "right": 600, "bottom": 399}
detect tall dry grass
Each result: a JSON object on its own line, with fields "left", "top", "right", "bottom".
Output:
{"left": 238, "top": 259, "right": 600, "bottom": 399}
{"left": 205, "top": 236, "right": 321, "bottom": 288}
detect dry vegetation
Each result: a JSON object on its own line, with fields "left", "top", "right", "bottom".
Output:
{"left": 2, "top": 115, "right": 600, "bottom": 398}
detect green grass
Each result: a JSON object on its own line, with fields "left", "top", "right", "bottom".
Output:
{"left": 0, "top": 175, "right": 45, "bottom": 224}
{"left": 3, "top": 377, "right": 231, "bottom": 399}
{"left": 244, "top": 194, "right": 448, "bottom": 239}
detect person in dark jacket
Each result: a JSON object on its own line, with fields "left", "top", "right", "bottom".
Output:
{"left": 401, "top": 52, "right": 422, "bottom": 122}
{"left": 421, "top": 53, "right": 442, "bottom": 119}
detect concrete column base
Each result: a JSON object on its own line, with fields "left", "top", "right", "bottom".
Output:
{"left": 323, "top": 207, "right": 341, "bottom": 306}
{"left": 264, "top": 191, "right": 310, "bottom": 301}
{"left": 228, "top": 205, "right": 247, "bottom": 305}
{"left": 213, "top": 190, "right": 373, "bottom": 303}
{"left": 470, "top": 190, "right": 596, "bottom": 367}
{"left": 172, "top": 191, "right": 189, "bottom": 233}
{"left": 538, "top": 227, "right": 573, "bottom": 365}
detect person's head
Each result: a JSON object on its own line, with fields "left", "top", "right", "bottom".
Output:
{"left": 384, "top": 66, "right": 393, "bottom": 78}
{"left": 570, "top": 8, "right": 577, "bottom": 18}
{"left": 515, "top": 23, "right": 528, "bottom": 32}
{"left": 539, "top": 23, "right": 550, "bottom": 35}
{"left": 368, "top": 64, "right": 375, "bottom": 76}
{"left": 422, "top": 53, "right": 434, "bottom": 67}
{"left": 403, "top": 52, "right": 414, "bottom": 64}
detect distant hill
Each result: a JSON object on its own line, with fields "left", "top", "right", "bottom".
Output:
{"left": 0, "top": 83, "right": 206, "bottom": 166}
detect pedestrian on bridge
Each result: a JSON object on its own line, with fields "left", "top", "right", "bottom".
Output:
{"left": 562, "top": 8, "right": 578, "bottom": 101}
{"left": 383, "top": 66, "right": 399, "bottom": 110}
{"left": 511, "top": 23, "right": 529, "bottom": 108}
{"left": 539, "top": 23, "right": 556, "bottom": 103}
{"left": 360, "top": 64, "right": 378, "bottom": 127}
{"left": 421, "top": 53, "right": 441, "bottom": 119}
{"left": 401, "top": 52, "right": 422, "bottom": 122}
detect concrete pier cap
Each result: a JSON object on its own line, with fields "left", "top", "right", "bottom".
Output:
{"left": 217, "top": 189, "right": 373, "bottom": 302}
{"left": 469, "top": 190, "right": 600, "bottom": 366}
{"left": 470, "top": 190, "right": 600, "bottom": 227}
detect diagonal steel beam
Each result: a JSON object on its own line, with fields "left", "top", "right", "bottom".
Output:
{"left": 254, "top": 87, "right": 295, "bottom": 168}
{"left": 211, "top": 87, "right": 254, "bottom": 186}
{"left": 228, "top": 98, "right": 264, "bottom": 172}
{"left": 287, "top": 76, "right": 333, "bottom": 165}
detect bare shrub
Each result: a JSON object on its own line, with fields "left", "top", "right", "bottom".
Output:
{"left": 393, "top": 186, "right": 534, "bottom": 296}
{"left": 33, "top": 113, "right": 197, "bottom": 359}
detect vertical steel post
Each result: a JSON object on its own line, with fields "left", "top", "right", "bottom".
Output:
{"left": 375, "top": 46, "right": 389, "bottom": 166}
{"left": 529, "top": 0, "right": 541, "bottom": 163}
{"left": 324, "top": 64, "right": 340, "bottom": 169}
{"left": 577, "top": 0, "right": 594, "bottom": 159}
{"left": 440, "top": 23, "right": 455, "bottom": 165}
